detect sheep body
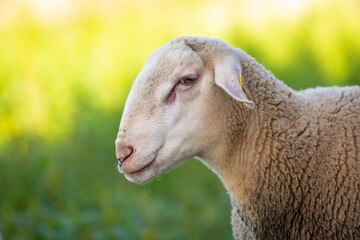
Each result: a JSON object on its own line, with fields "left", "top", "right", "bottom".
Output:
{"left": 226, "top": 52, "right": 360, "bottom": 239}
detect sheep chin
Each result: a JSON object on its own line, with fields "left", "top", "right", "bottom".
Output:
{"left": 124, "top": 163, "right": 158, "bottom": 184}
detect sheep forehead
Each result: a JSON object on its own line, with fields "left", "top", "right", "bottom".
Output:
{"left": 132, "top": 41, "right": 202, "bottom": 97}
{"left": 122, "top": 36, "right": 229, "bottom": 126}
{"left": 122, "top": 41, "right": 199, "bottom": 119}
{"left": 126, "top": 36, "right": 227, "bottom": 112}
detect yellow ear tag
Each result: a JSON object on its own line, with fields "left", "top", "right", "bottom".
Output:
{"left": 239, "top": 73, "right": 252, "bottom": 99}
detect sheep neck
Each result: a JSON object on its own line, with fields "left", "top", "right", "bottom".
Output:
{"left": 201, "top": 52, "right": 311, "bottom": 237}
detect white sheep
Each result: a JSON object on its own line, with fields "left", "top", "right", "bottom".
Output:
{"left": 115, "top": 36, "right": 360, "bottom": 239}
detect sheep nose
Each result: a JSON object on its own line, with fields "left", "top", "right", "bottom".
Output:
{"left": 117, "top": 146, "right": 134, "bottom": 163}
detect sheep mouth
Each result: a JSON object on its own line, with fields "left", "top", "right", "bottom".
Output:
{"left": 122, "top": 158, "right": 156, "bottom": 175}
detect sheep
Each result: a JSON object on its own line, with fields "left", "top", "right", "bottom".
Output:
{"left": 115, "top": 36, "right": 360, "bottom": 239}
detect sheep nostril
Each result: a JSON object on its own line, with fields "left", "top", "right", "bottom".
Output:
{"left": 117, "top": 146, "right": 134, "bottom": 163}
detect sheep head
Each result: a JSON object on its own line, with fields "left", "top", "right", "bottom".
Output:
{"left": 115, "top": 36, "right": 255, "bottom": 184}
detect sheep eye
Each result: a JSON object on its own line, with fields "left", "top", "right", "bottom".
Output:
{"left": 165, "top": 75, "right": 198, "bottom": 103}
{"left": 179, "top": 76, "right": 197, "bottom": 84}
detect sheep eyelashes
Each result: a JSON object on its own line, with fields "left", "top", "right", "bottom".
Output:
{"left": 116, "top": 36, "right": 360, "bottom": 240}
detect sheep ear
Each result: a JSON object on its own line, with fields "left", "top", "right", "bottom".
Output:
{"left": 214, "top": 56, "right": 255, "bottom": 109}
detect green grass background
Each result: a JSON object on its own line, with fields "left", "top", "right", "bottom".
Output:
{"left": 0, "top": 0, "right": 359, "bottom": 239}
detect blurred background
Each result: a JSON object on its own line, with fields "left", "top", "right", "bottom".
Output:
{"left": 0, "top": 0, "right": 359, "bottom": 239}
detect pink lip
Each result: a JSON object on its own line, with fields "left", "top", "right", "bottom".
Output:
{"left": 119, "top": 157, "right": 156, "bottom": 175}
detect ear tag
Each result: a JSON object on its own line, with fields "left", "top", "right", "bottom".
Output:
{"left": 239, "top": 73, "right": 252, "bottom": 100}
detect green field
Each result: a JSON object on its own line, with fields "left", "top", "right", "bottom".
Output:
{"left": 0, "top": 0, "right": 359, "bottom": 239}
